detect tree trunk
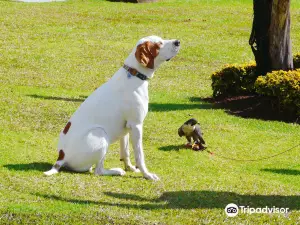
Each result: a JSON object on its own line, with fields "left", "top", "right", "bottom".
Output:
{"left": 249, "top": 0, "right": 293, "bottom": 75}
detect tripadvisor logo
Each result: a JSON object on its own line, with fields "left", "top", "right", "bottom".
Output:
{"left": 225, "top": 203, "right": 239, "bottom": 217}
{"left": 225, "top": 203, "right": 289, "bottom": 217}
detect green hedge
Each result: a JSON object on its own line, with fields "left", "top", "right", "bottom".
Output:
{"left": 293, "top": 53, "right": 300, "bottom": 69}
{"left": 211, "top": 55, "right": 300, "bottom": 116}
{"left": 211, "top": 63, "right": 257, "bottom": 97}
{"left": 212, "top": 54, "right": 300, "bottom": 98}
{"left": 255, "top": 70, "right": 300, "bottom": 115}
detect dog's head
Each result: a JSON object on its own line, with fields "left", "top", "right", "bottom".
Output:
{"left": 134, "top": 36, "right": 180, "bottom": 70}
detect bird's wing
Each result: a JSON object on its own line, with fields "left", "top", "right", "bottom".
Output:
{"left": 194, "top": 125, "right": 205, "bottom": 144}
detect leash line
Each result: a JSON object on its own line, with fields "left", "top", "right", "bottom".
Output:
{"left": 205, "top": 143, "right": 300, "bottom": 162}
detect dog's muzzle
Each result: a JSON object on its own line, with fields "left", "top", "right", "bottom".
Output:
{"left": 166, "top": 40, "right": 180, "bottom": 61}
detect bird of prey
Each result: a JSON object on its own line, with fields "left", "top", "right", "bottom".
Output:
{"left": 178, "top": 118, "right": 206, "bottom": 150}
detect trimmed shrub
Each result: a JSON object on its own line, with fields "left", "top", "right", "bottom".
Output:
{"left": 211, "top": 54, "right": 300, "bottom": 116}
{"left": 211, "top": 63, "right": 257, "bottom": 97}
{"left": 293, "top": 53, "right": 300, "bottom": 69}
{"left": 211, "top": 54, "right": 300, "bottom": 98}
{"left": 255, "top": 70, "right": 300, "bottom": 115}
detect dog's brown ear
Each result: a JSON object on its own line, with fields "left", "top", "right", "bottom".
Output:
{"left": 135, "top": 41, "right": 161, "bottom": 69}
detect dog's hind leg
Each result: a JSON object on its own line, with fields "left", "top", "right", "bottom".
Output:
{"left": 94, "top": 157, "right": 126, "bottom": 176}
{"left": 85, "top": 128, "right": 125, "bottom": 176}
{"left": 44, "top": 149, "right": 65, "bottom": 176}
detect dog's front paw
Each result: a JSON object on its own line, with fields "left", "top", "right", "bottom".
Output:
{"left": 125, "top": 165, "right": 140, "bottom": 173}
{"left": 143, "top": 172, "right": 159, "bottom": 181}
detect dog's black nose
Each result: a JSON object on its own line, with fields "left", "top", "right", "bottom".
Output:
{"left": 174, "top": 40, "right": 180, "bottom": 47}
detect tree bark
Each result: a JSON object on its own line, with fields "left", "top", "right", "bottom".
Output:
{"left": 249, "top": 0, "right": 293, "bottom": 75}
{"left": 269, "top": 0, "right": 293, "bottom": 70}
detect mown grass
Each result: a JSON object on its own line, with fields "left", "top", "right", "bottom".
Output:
{"left": 0, "top": 0, "right": 299, "bottom": 224}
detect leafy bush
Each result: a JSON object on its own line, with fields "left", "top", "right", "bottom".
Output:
{"left": 211, "top": 55, "right": 300, "bottom": 116}
{"left": 293, "top": 53, "right": 300, "bottom": 69}
{"left": 211, "top": 54, "right": 300, "bottom": 98}
{"left": 211, "top": 63, "right": 257, "bottom": 97}
{"left": 255, "top": 70, "right": 300, "bottom": 115}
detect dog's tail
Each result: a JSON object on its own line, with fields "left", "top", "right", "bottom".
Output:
{"left": 44, "top": 149, "right": 65, "bottom": 176}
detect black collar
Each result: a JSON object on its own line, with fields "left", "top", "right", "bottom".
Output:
{"left": 123, "top": 65, "right": 149, "bottom": 81}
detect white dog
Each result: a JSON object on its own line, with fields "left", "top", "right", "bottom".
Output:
{"left": 44, "top": 36, "right": 180, "bottom": 180}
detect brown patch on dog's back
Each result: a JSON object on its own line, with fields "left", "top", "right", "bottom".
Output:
{"left": 63, "top": 121, "right": 71, "bottom": 134}
{"left": 57, "top": 149, "right": 65, "bottom": 161}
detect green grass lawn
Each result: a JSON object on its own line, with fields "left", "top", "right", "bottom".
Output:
{"left": 0, "top": 0, "right": 299, "bottom": 224}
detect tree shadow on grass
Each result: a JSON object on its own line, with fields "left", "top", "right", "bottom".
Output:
{"left": 26, "top": 93, "right": 299, "bottom": 123}
{"left": 27, "top": 94, "right": 211, "bottom": 112}
{"left": 106, "top": 0, "right": 137, "bottom": 2}
{"left": 35, "top": 190, "right": 299, "bottom": 210}
{"left": 3, "top": 162, "right": 53, "bottom": 172}
{"left": 261, "top": 168, "right": 300, "bottom": 176}
{"left": 191, "top": 95, "right": 299, "bottom": 123}
{"left": 149, "top": 102, "right": 212, "bottom": 112}
{"left": 27, "top": 94, "right": 86, "bottom": 103}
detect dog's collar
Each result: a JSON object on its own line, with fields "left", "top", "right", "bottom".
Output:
{"left": 123, "top": 65, "right": 149, "bottom": 81}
